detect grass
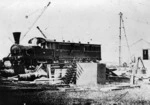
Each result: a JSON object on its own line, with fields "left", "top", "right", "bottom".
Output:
{"left": 1, "top": 79, "right": 150, "bottom": 105}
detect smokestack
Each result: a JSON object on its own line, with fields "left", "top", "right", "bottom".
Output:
{"left": 13, "top": 32, "right": 21, "bottom": 44}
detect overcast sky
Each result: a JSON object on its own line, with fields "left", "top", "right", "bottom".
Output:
{"left": 0, "top": 0, "right": 150, "bottom": 64}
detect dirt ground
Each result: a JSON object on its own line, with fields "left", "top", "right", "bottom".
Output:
{"left": 55, "top": 82, "right": 149, "bottom": 105}
{"left": 1, "top": 75, "right": 150, "bottom": 105}
{"left": 1, "top": 82, "right": 150, "bottom": 105}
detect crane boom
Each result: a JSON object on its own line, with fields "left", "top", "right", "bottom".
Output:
{"left": 21, "top": 2, "right": 51, "bottom": 40}
{"left": 37, "top": 26, "right": 47, "bottom": 38}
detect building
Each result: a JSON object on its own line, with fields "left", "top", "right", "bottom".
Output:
{"left": 130, "top": 39, "right": 150, "bottom": 76}
{"left": 131, "top": 39, "right": 150, "bottom": 60}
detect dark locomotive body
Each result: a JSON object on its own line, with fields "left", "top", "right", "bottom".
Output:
{"left": 10, "top": 37, "right": 101, "bottom": 65}
{"left": 1, "top": 32, "right": 101, "bottom": 75}
{"left": 44, "top": 38, "right": 101, "bottom": 62}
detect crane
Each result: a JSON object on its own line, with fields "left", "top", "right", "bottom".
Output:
{"left": 130, "top": 56, "right": 147, "bottom": 85}
{"left": 37, "top": 26, "right": 47, "bottom": 38}
{"left": 21, "top": 2, "right": 51, "bottom": 40}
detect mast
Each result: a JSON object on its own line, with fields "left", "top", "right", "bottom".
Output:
{"left": 119, "top": 12, "right": 123, "bottom": 67}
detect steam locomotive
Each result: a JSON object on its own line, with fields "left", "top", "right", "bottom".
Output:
{"left": 1, "top": 32, "right": 101, "bottom": 75}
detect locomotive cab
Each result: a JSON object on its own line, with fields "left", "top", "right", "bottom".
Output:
{"left": 28, "top": 37, "right": 47, "bottom": 49}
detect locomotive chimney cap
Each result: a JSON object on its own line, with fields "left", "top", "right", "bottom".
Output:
{"left": 13, "top": 32, "right": 21, "bottom": 44}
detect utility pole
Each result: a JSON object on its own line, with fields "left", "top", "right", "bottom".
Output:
{"left": 119, "top": 12, "right": 123, "bottom": 68}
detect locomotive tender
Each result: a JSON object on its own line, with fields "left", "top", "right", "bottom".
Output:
{"left": 2, "top": 32, "right": 101, "bottom": 74}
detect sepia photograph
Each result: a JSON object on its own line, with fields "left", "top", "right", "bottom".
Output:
{"left": 0, "top": 0, "right": 150, "bottom": 105}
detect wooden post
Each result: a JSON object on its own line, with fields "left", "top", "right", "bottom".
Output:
{"left": 130, "top": 73, "right": 136, "bottom": 85}
{"left": 46, "top": 64, "right": 51, "bottom": 80}
{"left": 97, "top": 63, "right": 106, "bottom": 84}
{"left": 130, "top": 62, "right": 137, "bottom": 85}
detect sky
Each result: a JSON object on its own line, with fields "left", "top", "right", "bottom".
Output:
{"left": 0, "top": 0, "right": 150, "bottom": 64}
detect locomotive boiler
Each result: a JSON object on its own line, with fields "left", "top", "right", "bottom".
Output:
{"left": 2, "top": 32, "right": 101, "bottom": 75}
